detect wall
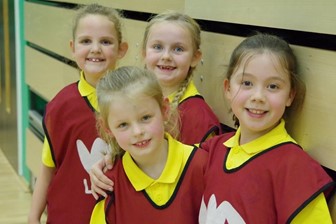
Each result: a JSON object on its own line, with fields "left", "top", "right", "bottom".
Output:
{"left": 23, "top": 0, "right": 336, "bottom": 179}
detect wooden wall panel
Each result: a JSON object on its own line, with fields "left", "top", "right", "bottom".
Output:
{"left": 288, "top": 46, "right": 336, "bottom": 169}
{"left": 193, "top": 32, "right": 244, "bottom": 128}
{"left": 185, "top": 0, "right": 336, "bottom": 35}
{"left": 24, "top": 1, "right": 74, "bottom": 59}
{"left": 25, "top": 46, "right": 78, "bottom": 101}
{"left": 118, "top": 19, "right": 147, "bottom": 68}
{"left": 52, "top": 0, "right": 184, "bottom": 13}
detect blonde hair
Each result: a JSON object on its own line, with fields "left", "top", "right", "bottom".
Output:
{"left": 226, "top": 33, "right": 306, "bottom": 127}
{"left": 96, "top": 66, "right": 180, "bottom": 163}
{"left": 72, "top": 3, "right": 124, "bottom": 44}
{"left": 142, "top": 11, "right": 201, "bottom": 109}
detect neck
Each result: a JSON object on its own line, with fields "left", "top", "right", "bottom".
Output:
{"left": 160, "top": 83, "right": 179, "bottom": 97}
{"left": 136, "top": 139, "right": 168, "bottom": 179}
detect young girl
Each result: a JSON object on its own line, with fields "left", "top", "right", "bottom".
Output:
{"left": 90, "top": 66, "right": 208, "bottom": 223}
{"left": 198, "top": 33, "right": 335, "bottom": 223}
{"left": 28, "top": 4, "right": 128, "bottom": 224}
{"left": 143, "top": 11, "right": 222, "bottom": 145}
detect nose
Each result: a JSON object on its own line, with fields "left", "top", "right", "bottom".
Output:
{"left": 161, "top": 49, "right": 172, "bottom": 61}
{"left": 132, "top": 123, "right": 144, "bottom": 136}
{"left": 91, "top": 42, "right": 101, "bottom": 53}
{"left": 250, "top": 86, "right": 266, "bottom": 102}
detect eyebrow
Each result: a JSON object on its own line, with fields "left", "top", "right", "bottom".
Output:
{"left": 237, "top": 72, "right": 287, "bottom": 83}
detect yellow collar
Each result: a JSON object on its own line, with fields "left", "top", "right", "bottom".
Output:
{"left": 167, "top": 80, "right": 200, "bottom": 103}
{"left": 122, "top": 133, "right": 183, "bottom": 191}
{"left": 78, "top": 71, "right": 98, "bottom": 111}
{"left": 224, "top": 119, "right": 296, "bottom": 155}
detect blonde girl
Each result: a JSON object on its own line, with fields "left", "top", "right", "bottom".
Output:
{"left": 28, "top": 4, "right": 128, "bottom": 224}
{"left": 142, "top": 11, "right": 222, "bottom": 145}
{"left": 90, "top": 66, "right": 207, "bottom": 223}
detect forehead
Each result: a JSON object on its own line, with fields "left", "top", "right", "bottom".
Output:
{"left": 76, "top": 14, "right": 116, "bottom": 34}
{"left": 148, "top": 21, "right": 191, "bottom": 41}
{"left": 236, "top": 53, "right": 289, "bottom": 80}
{"left": 108, "top": 93, "right": 160, "bottom": 115}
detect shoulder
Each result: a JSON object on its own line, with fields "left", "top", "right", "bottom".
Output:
{"left": 200, "top": 132, "right": 235, "bottom": 152}
{"left": 179, "top": 96, "right": 206, "bottom": 109}
{"left": 46, "top": 82, "right": 79, "bottom": 109}
{"left": 179, "top": 96, "right": 219, "bottom": 120}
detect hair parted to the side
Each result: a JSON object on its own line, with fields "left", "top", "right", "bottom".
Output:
{"left": 96, "top": 66, "right": 180, "bottom": 163}
{"left": 72, "top": 3, "right": 124, "bottom": 43}
{"left": 142, "top": 10, "right": 202, "bottom": 110}
{"left": 226, "top": 32, "right": 306, "bottom": 127}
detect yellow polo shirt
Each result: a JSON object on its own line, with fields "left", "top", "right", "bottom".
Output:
{"left": 224, "top": 119, "right": 332, "bottom": 224}
{"left": 123, "top": 133, "right": 193, "bottom": 205}
{"left": 42, "top": 71, "right": 98, "bottom": 167}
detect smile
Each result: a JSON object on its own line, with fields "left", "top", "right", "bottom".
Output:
{"left": 158, "top": 65, "right": 175, "bottom": 70}
{"left": 248, "top": 109, "right": 266, "bottom": 114}
{"left": 134, "top": 139, "right": 150, "bottom": 147}
{"left": 87, "top": 58, "right": 105, "bottom": 62}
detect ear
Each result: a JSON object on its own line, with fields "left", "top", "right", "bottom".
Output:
{"left": 97, "top": 117, "right": 114, "bottom": 137}
{"left": 223, "top": 79, "right": 232, "bottom": 101}
{"left": 162, "top": 97, "right": 170, "bottom": 121}
{"left": 117, "top": 42, "right": 129, "bottom": 59}
{"left": 191, "top": 49, "right": 202, "bottom": 68}
{"left": 70, "top": 40, "right": 75, "bottom": 54}
{"left": 286, "top": 89, "right": 296, "bottom": 107}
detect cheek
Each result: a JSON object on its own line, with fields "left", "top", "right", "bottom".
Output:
{"left": 227, "top": 86, "right": 244, "bottom": 103}
{"left": 150, "top": 119, "right": 165, "bottom": 136}
{"left": 113, "top": 132, "right": 129, "bottom": 147}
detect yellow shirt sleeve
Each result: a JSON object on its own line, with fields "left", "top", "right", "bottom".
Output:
{"left": 291, "top": 193, "right": 332, "bottom": 224}
{"left": 90, "top": 199, "right": 107, "bottom": 224}
{"left": 41, "top": 137, "right": 55, "bottom": 167}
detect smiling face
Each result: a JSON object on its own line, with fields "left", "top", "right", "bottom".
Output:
{"left": 107, "top": 91, "right": 168, "bottom": 164}
{"left": 143, "top": 21, "right": 201, "bottom": 95}
{"left": 70, "top": 14, "right": 127, "bottom": 86}
{"left": 224, "top": 53, "right": 295, "bottom": 143}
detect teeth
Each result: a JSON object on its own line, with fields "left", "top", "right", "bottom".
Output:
{"left": 159, "top": 65, "right": 174, "bottom": 70}
{"left": 135, "top": 140, "right": 148, "bottom": 146}
{"left": 249, "top": 109, "right": 264, "bottom": 114}
{"left": 88, "top": 58, "right": 103, "bottom": 62}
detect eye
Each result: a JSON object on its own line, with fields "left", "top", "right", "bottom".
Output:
{"left": 80, "top": 39, "right": 91, "bottom": 45}
{"left": 142, "top": 114, "right": 152, "bottom": 122}
{"left": 174, "top": 46, "right": 184, "bottom": 53}
{"left": 153, "top": 44, "right": 162, "bottom": 50}
{"left": 268, "top": 83, "right": 279, "bottom": 90}
{"left": 117, "top": 122, "right": 128, "bottom": 129}
{"left": 241, "top": 80, "right": 252, "bottom": 87}
{"left": 101, "top": 39, "right": 112, "bottom": 46}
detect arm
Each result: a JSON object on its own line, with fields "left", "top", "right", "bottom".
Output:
{"left": 90, "top": 153, "right": 114, "bottom": 199}
{"left": 28, "top": 164, "right": 55, "bottom": 224}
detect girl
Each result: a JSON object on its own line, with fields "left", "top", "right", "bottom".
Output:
{"left": 90, "top": 66, "right": 208, "bottom": 223}
{"left": 143, "top": 11, "right": 222, "bottom": 145}
{"left": 28, "top": 4, "right": 128, "bottom": 224}
{"left": 199, "top": 33, "right": 335, "bottom": 223}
